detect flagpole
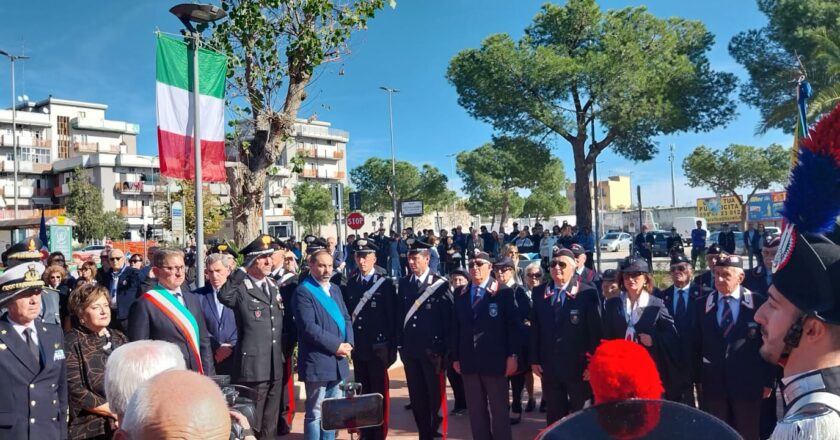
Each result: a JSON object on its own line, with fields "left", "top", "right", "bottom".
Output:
{"left": 170, "top": 3, "right": 226, "bottom": 289}
{"left": 190, "top": 31, "right": 205, "bottom": 288}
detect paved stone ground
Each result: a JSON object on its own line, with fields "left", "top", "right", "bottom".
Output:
{"left": 285, "top": 360, "right": 549, "bottom": 439}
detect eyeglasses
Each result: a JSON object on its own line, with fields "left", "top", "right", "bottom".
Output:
{"left": 109, "top": 257, "right": 123, "bottom": 261}
{"left": 130, "top": 259, "right": 142, "bottom": 264}
{"left": 526, "top": 273, "right": 542, "bottom": 279}
{"left": 100, "top": 254, "right": 109, "bottom": 258}
{"left": 622, "top": 272, "right": 644, "bottom": 278}
{"left": 158, "top": 265, "right": 185, "bottom": 273}
{"left": 670, "top": 265, "right": 688, "bottom": 273}
{"left": 468, "top": 261, "right": 488, "bottom": 268}
{"left": 548, "top": 261, "right": 568, "bottom": 269}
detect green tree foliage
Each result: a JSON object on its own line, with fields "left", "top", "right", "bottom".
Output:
{"left": 292, "top": 181, "right": 335, "bottom": 234}
{"left": 65, "top": 168, "right": 126, "bottom": 243}
{"left": 209, "top": 0, "right": 391, "bottom": 244}
{"left": 522, "top": 159, "right": 571, "bottom": 221}
{"left": 682, "top": 144, "right": 790, "bottom": 228}
{"left": 457, "top": 136, "right": 564, "bottom": 228}
{"left": 155, "top": 180, "right": 228, "bottom": 238}
{"left": 349, "top": 158, "right": 455, "bottom": 215}
{"left": 447, "top": 0, "right": 737, "bottom": 230}
{"left": 729, "top": 0, "right": 840, "bottom": 133}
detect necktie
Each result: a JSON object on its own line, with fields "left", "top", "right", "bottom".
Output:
{"left": 720, "top": 296, "right": 735, "bottom": 340}
{"left": 552, "top": 288, "right": 563, "bottom": 307}
{"left": 472, "top": 287, "right": 483, "bottom": 309}
{"left": 173, "top": 291, "right": 184, "bottom": 306}
{"left": 111, "top": 272, "right": 119, "bottom": 300}
{"left": 23, "top": 328, "right": 39, "bottom": 363}
{"left": 675, "top": 290, "right": 687, "bottom": 320}
{"left": 262, "top": 283, "right": 271, "bottom": 301}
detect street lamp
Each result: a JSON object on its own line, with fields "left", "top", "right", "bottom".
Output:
{"left": 380, "top": 86, "right": 400, "bottom": 234}
{"left": 0, "top": 49, "right": 30, "bottom": 220}
{"left": 170, "top": 3, "right": 226, "bottom": 288}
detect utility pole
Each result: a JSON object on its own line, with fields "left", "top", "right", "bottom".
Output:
{"left": 0, "top": 49, "right": 29, "bottom": 220}
{"left": 592, "top": 114, "right": 601, "bottom": 271}
{"left": 380, "top": 86, "right": 400, "bottom": 234}
{"left": 669, "top": 144, "right": 676, "bottom": 207}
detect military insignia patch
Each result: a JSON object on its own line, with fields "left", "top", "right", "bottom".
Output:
{"left": 261, "top": 235, "right": 272, "bottom": 249}
{"left": 0, "top": 344, "right": 6, "bottom": 350}
{"left": 570, "top": 309, "right": 580, "bottom": 325}
{"left": 53, "top": 349, "right": 65, "bottom": 361}
{"left": 255, "top": 310, "right": 262, "bottom": 319}
{"left": 748, "top": 322, "right": 759, "bottom": 339}
{"left": 488, "top": 303, "right": 498, "bottom": 317}
{"left": 24, "top": 265, "right": 40, "bottom": 282}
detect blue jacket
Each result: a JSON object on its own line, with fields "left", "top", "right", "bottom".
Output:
{"left": 451, "top": 281, "right": 520, "bottom": 375}
{"left": 0, "top": 317, "right": 68, "bottom": 440}
{"left": 293, "top": 276, "right": 354, "bottom": 382}
{"left": 108, "top": 267, "right": 142, "bottom": 321}
{"left": 194, "top": 285, "right": 238, "bottom": 350}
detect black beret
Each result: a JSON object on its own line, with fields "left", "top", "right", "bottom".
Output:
{"left": 551, "top": 245, "right": 574, "bottom": 260}
{"left": 493, "top": 257, "right": 515, "bottom": 269}
{"left": 670, "top": 253, "right": 691, "bottom": 266}
{"left": 601, "top": 269, "right": 619, "bottom": 280}
{"left": 707, "top": 243, "right": 722, "bottom": 255}
{"left": 714, "top": 253, "right": 743, "bottom": 268}
{"left": 568, "top": 244, "right": 585, "bottom": 257}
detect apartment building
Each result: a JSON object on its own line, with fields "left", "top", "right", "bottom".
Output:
{"left": 566, "top": 175, "right": 632, "bottom": 211}
{"left": 0, "top": 97, "right": 348, "bottom": 243}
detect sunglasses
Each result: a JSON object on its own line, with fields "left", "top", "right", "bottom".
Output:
{"left": 526, "top": 273, "right": 542, "bottom": 279}
{"left": 670, "top": 265, "right": 688, "bottom": 272}
{"left": 622, "top": 272, "right": 644, "bottom": 278}
{"left": 468, "top": 261, "right": 488, "bottom": 268}
{"left": 109, "top": 257, "right": 123, "bottom": 261}
{"left": 548, "top": 261, "right": 568, "bottom": 269}
{"left": 130, "top": 259, "right": 142, "bottom": 263}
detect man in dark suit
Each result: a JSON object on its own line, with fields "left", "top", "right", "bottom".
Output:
{"left": 294, "top": 246, "right": 354, "bottom": 440}
{"left": 399, "top": 239, "right": 453, "bottom": 440}
{"left": 451, "top": 251, "right": 518, "bottom": 440}
{"left": 271, "top": 243, "right": 300, "bottom": 436}
{"left": 341, "top": 238, "right": 398, "bottom": 440}
{"left": 0, "top": 262, "right": 68, "bottom": 440}
{"left": 570, "top": 244, "right": 601, "bottom": 296}
{"left": 103, "top": 248, "right": 142, "bottom": 332}
{"left": 656, "top": 253, "right": 704, "bottom": 406}
{"left": 194, "top": 252, "right": 238, "bottom": 376}
{"left": 127, "top": 248, "right": 215, "bottom": 376}
{"left": 742, "top": 237, "right": 778, "bottom": 296}
{"left": 693, "top": 243, "right": 723, "bottom": 295}
{"left": 634, "top": 225, "right": 655, "bottom": 269}
{"left": 218, "top": 235, "right": 286, "bottom": 440}
{"left": 690, "top": 254, "right": 776, "bottom": 440}
{"left": 529, "top": 246, "right": 602, "bottom": 425}
{"left": 718, "top": 223, "right": 737, "bottom": 254}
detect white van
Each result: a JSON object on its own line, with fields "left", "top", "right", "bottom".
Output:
{"left": 673, "top": 217, "right": 707, "bottom": 245}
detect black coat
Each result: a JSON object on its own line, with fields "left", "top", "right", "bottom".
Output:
{"left": 718, "top": 231, "right": 736, "bottom": 254}
{"left": 103, "top": 267, "right": 142, "bottom": 321}
{"left": 602, "top": 294, "right": 683, "bottom": 397}
{"left": 693, "top": 271, "right": 715, "bottom": 297}
{"left": 217, "top": 270, "right": 285, "bottom": 383}
{"left": 742, "top": 265, "right": 772, "bottom": 297}
{"left": 690, "top": 287, "right": 776, "bottom": 400}
{"left": 0, "top": 317, "right": 68, "bottom": 440}
{"left": 342, "top": 266, "right": 399, "bottom": 364}
{"left": 127, "top": 286, "right": 215, "bottom": 376}
{"left": 275, "top": 272, "right": 299, "bottom": 359}
{"left": 398, "top": 272, "right": 453, "bottom": 360}
{"left": 529, "top": 276, "right": 602, "bottom": 383}
{"left": 451, "top": 281, "right": 520, "bottom": 376}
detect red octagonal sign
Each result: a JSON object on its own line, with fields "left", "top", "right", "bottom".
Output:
{"left": 346, "top": 212, "right": 365, "bottom": 230}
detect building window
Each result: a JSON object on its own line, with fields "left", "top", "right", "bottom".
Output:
{"left": 78, "top": 111, "right": 86, "bottom": 118}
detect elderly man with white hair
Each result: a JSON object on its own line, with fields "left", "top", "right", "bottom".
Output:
{"left": 104, "top": 339, "right": 186, "bottom": 422}
{"left": 114, "top": 369, "right": 256, "bottom": 440}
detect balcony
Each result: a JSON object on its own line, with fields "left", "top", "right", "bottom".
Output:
{"left": 71, "top": 117, "right": 140, "bottom": 135}
{"left": 0, "top": 160, "right": 51, "bottom": 174}
{"left": 300, "top": 168, "right": 345, "bottom": 180}
{"left": 0, "top": 207, "right": 65, "bottom": 220}
{"left": 34, "top": 188, "right": 53, "bottom": 197}
{"left": 115, "top": 181, "right": 144, "bottom": 194}
{"left": 74, "top": 142, "right": 121, "bottom": 154}
{"left": 0, "top": 135, "right": 50, "bottom": 148}
{"left": 118, "top": 207, "right": 144, "bottom": 217}
{"left": 54, "top": 183, "right": 70, "bottom": 197}
{"left": 298, "top": 147, "right": 344, "bottom": 160}
{"left": 4, "top": 186, "right": 33, "bottom": 198}
{"left": 293, "top": 124, "right": 349, "bottom": 141}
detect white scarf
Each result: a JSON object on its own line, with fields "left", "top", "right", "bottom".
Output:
{"left": 622, "top": 291, "right": 650, "bottom": 342}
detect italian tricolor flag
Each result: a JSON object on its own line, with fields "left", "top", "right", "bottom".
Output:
{"left": 156, "top": 34, "right": 227, "bottom": 182}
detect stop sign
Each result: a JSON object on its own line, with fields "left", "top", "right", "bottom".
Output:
{"left": 346, "top": 212, "right": 365, "bottom": 230}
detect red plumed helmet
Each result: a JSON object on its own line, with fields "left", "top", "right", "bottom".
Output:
{"left": 589, "top": 339, "right": 664, "bottom": 404}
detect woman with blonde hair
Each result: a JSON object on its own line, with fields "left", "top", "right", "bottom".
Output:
{"left": 41, "top": 264, "right": 68, "bottom": 326}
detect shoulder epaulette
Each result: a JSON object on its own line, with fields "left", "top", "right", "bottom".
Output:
{"left": 774, "top": 404, "right": 840, "bottom": 440}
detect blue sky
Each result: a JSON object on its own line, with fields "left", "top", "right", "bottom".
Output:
{"left": 0, "top": 1, "right": 789, "bottom": 207}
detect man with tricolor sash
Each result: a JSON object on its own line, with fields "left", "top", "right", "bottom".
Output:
{"left": 341, "top": 238, "right": 399, "bottom": 440}
{"left": 127, "top": 248, "right": 215, "bottom": 375}
{"left": 294, "top": 243, "right": 354, "bottom": 440}
{"left": 398, "top": 238, "right": 453, "bottom": 440}
{"left": 218, "top": 235, "right": 286, "bottom": 440}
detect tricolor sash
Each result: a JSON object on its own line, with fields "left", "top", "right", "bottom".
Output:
{"left": 143, "top": 286, "right": 203, "bottom": 374}
{"left": 302, "top": 277, "right": 347, "bottom": 340}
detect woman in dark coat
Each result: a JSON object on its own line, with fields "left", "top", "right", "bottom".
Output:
{"left": 494, "top": 256, "right": 533, "bottom": 424}
{"left": 65, "top": 284, "right": 129, "bottom": 439}
{"left": 602, "top": 256, "right": 682, "bottom": 400}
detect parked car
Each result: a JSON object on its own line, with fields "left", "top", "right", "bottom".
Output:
{"left": 73, "top": 244, "right": 108, "bottom": 263}
{"left": 764, "top": 226, "right": 781, "bottom": 240}
{"left": 650, "top": 230, "right": 672, "bottom": 257}
{"left": 708, "top": 231, "right": 746, "bottom": 255}
{"left": 599, "top": 232, "right": 632, "bottom": 252}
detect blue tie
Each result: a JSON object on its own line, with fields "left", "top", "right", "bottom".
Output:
{"left": 472, "top": 286, "right": 483, "bottom": 309}
{"left": 676, "top": 290, "right": 686, "bottom": 320}
{"left": 553, "top": 288, "right": 563, "bottom": 307}
{"left": 720, "top": 296, "right": 735, "bottom": 340}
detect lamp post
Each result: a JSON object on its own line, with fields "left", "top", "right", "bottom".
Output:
{"left": 380, "top": 86, "right": 400, "bottom": 234}
{"left": 0, "top": 49, "right": 30, "bottom": 220}
{"left": 445, "top": 152, "right": 457, "bottom": 214}
{"left": 170, "top": 3, "right": 226, "bottom": 288}
{"left": 669, "top": 144, "right": 676, "bottom": 207}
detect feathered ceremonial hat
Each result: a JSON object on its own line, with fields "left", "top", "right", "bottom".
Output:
{"left": 773, "top": 104, "right": 840, "bottom": 324}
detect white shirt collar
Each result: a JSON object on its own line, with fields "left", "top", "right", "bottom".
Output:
{"left": 719, "top": 287, "right": 742, "bottom": 302}
{"left": 362, "top": 268, "right": 376, "bottom": 281}
{"left": 413, "top": 268, "right": 431, "bottom": 285}
{"left": 247, "top": 274, "right": 266, "bottom": 288}
{"left": 7, "top": 316, "right": 38, "bottom": 344}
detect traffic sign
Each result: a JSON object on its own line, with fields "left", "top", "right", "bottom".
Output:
{"left": 349, "top": 191, "right": 362, "bottom": 211}
{"left": 346, "top": 212, "right": 365, "bottom": 230}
